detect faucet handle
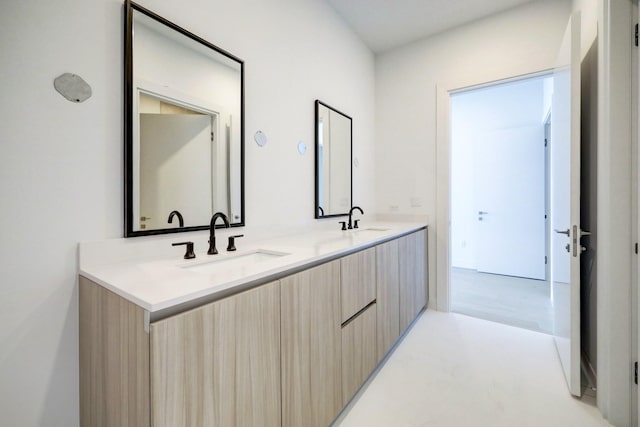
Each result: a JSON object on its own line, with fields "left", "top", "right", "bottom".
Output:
{"left": 227, "top": 234, "right": 244, "bottom": 251}
{"left": 354, "top": 219, "right": 360, "bottom": 229}
{"left": 172, "top": 241, "right": 195, "bottom": 259}
{"left": 339, "top": 221, "right": 347, "bottom": 231}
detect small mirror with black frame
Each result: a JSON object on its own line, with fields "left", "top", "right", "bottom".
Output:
{"left": 124, "top": 1, "right": 245, "bottom": 237}
{"left": 315, "top": 100, "right": 352, "bottom": 219}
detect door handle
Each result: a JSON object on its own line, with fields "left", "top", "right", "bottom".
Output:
{"left": 556, "top": 227, "right": 589, "bottom": 257}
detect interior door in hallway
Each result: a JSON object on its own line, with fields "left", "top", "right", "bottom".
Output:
{"left": 550, "top": 12, "right": 582, "bottom": 397}
{"left": 475, "top": 125, "right": 546, "bottom": 280}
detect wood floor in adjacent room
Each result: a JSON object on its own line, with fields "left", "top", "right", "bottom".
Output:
{"left": 335, "top": 311, "right": 609, "bottom": 427}
{"left": 451, "top": 267, "right": 553, "bottom": 335}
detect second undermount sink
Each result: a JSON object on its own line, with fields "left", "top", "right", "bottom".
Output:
{"left": 181, "top": 249, "right": 290, "bottom": 274}
{"left": 353, "top": 227, "right": 390, "bottom": 233}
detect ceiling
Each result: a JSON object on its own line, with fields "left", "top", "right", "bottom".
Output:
{"left": 324, "top": 0, "right": 539, "bottom": 53}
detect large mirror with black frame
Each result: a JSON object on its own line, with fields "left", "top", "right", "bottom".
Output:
{"left": 315, "top": 100, "right": 352, "bottom": 218}
{"left": 124, "top": 1, "right": 244, "bottom": 237}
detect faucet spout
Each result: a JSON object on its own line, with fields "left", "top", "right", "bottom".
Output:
{"left": 348, "top": 206, "right": 364, "bottom": 230}
{"left": 168, "top": 210, "right": 184, "bottom": 228}
{"left": 208, "top": 212, "right": 230, "bottom": 255}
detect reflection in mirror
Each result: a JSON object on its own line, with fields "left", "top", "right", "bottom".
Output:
{"left": 315, "top": 100, "right": 352, "bottom": 218}
{"left": 125, "top": 2, "right": 244, "bottom": 236}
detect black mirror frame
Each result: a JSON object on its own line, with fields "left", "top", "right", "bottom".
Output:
{"left": 314, "top": 100, "right": 353, "bottom": 219}
{"left": 124, "top": 1, "right": 245, "bottom": 237}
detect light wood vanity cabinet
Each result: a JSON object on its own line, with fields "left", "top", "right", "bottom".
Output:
{"left": 399, "top": 229, "right": 428, "bottom": 332}
{"left": 280, "top": 261, "right": 342, "bottom": 427}
{"left": 80, "top": 227, "right": 427, "bottom": 427}
{"left": 150, "top": 281, "right": 281, "bottom": 427}
{"left": 340, "top": 247, "right": 376, "bottom": 323}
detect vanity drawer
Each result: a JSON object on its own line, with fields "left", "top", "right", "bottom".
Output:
{"left": 340, "top": 247, "right": 376, "bottom": 323}
{"left": 341, "top": 302, "right": 377, "bottom": 404}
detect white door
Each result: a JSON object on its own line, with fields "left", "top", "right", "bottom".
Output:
{"left": 475, "top": 126, "right": 546, "bottom": 279}
{"left": 550, "top": 12, "right": 582, "bottom": 397}
{"left": 139, "top": 113, "right": 212, "bottom": 230}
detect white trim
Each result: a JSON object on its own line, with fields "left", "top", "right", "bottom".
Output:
{"left": 435, "top": 85, "right": 451, "bottom": 312}
{"left": 597, "top": 0, "right": 634, "bottom": 424}
{"left": 131, "top": 80, "right": 225, "bottom": 233}
{"left": 449, "top": 69, "right": 553, "bottom": 95}
{"left": 633, "top": 4, "right": 639, "bottom": 427}
{"left": 435, "top": 70, "right": 559, "bottom": 313}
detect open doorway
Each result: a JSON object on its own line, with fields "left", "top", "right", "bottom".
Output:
{"left": 450, "top": 74, "right": 554, "bottom": 334}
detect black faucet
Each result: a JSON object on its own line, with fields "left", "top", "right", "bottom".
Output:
{"left": 347, "top": 206, "right": 363, "bottom": 230}
{"left": 208, "top": 212, "right": 230, "bottom": 255}
{"left": 168, "top": 210, "right": 184, "bottom": 228}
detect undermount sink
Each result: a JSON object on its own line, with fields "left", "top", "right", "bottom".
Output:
{"left": 181, "top": 249, "right": 290, "bottom": 273}
{"left": 353, "top": 227, "right": 390, "bottom": 232}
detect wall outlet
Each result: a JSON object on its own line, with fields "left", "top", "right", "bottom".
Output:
{"left": 410, "top": 197, "right": 423, "bottom": 207}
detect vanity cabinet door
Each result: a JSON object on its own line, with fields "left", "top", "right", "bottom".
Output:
{"left": 376, "top": 239, "right": 400, "bottom": 361}
{"left": 340, "top": 247, "right": 376, "bottom": 323}
{"left": 280, "top": 261, "right": 342, "bottom": 427}
{"left": 150, "top": 281, "right": 281, "bottom": 427}
{"left": 79, "top": 277, "right": 150, "bottom": 427}
{"left": 399, "top": 230, "right": 428, "bottom": 333}
{"left": 341, "top": 303, "right": 377, "bottom": 405}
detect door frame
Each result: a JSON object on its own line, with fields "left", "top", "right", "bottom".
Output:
{"left": 433, "top": 2, "right": 635, "bottom": 423}
{"left": 634, "top": 2, "right": 639, "bottom": 426}
{"left": 635, "top": 1, "right": 640, "bottom": 424}
{"left": 598, "top": 0, "right": 634, "bottom": 425}
{"left": 435, "top": 70, "right": 552, "bottom": 312}
{"left": 544, "top": 114, "right": 551, "bottom": 284}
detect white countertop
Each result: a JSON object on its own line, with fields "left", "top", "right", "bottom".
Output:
{"left": 79, "top": 222, "right": 426, "bottom": 313}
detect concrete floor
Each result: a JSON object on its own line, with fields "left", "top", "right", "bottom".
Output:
{"left": 335, "top": 311, "right": 609, "bottom": 426}
{"left": 450, "top": 267, "right": 553, "bottom": 335}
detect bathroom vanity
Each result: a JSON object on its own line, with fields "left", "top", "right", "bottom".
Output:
{"left": 79, "top": 223, "right": 427, "bottom": 426}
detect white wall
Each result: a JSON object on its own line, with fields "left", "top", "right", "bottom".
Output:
{"left": 0, "top": 0, "right": 374, "bottom": 425}
{"left": 374, "top": 0, "right": 572, "bottom": 307}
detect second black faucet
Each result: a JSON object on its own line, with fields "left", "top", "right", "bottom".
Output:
{"left": 208, "top": 212, "right": 230, "bottom": 255}
{"left": 341, "top": 206, "right": 363, "bottom": 230}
